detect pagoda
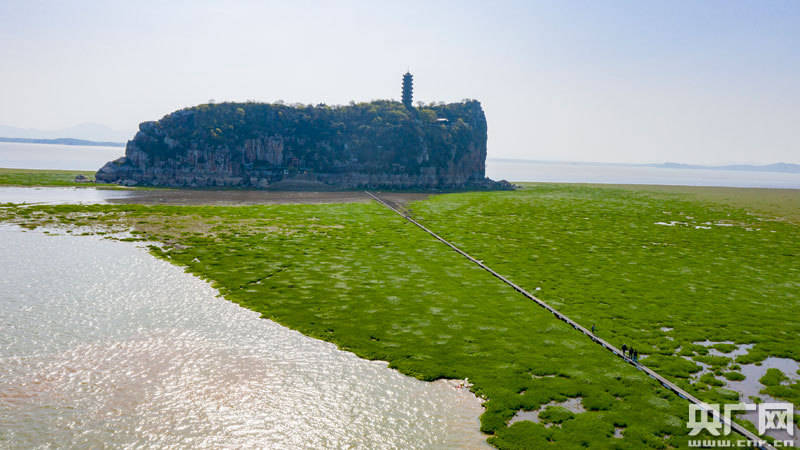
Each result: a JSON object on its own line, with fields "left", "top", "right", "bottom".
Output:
{"left": 402, "top": 72, "right": 413, "bottom": 108}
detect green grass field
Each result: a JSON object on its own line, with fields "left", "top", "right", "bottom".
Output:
{"left": 0, "top": 168, "right": 101, "bottom": 186}
{"left": 409, "top": 185, "right": 800, "bottom": 407}
{"left": 2, "top": 183, "right": 797, "bottom": 448}
{"left": 579, "top": 183, "right": 800, "bottom": 225}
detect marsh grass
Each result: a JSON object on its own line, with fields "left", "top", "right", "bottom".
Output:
{"left": 0, "top": 168, "right": 100, "bottom": 186}
{"left": 4, "top": 183, "right": 796, "bottom": 448}
{"left": 409, "top": 184, "right": 799, "bottom": 412}
{"left": 526, "top": 182, "right": 800, "bottom": 225}
{"left": 0, "top": 167, "right": 161, "bottom": 189}
{"left": 1, "top": 200, "right": 707, "bottom": 449}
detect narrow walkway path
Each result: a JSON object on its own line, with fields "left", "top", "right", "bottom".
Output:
{"left": 365, "top": 191, "right": 774, "bottom": 450}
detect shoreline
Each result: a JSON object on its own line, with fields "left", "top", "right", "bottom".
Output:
{"left": 4, "top": 166, "right": 800, "bottom": 190}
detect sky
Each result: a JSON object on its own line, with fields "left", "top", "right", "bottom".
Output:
{"left": 0, "top": 0, "right": 798, "bottom": 165}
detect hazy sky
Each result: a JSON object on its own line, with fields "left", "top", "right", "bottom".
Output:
{"left": 1, "top": 0, "right": 798, "bottom": 164}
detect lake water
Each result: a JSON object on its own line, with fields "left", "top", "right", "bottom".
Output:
{"left": 486, "top": 159, "right": 800, "bottom": 189}
{"left": 0, "top": 186, "right": 138, "bottom": 204}
{"left": 0, "top": 142, "right": 123, "bottom": 171}
{"left": 0, "top": 226, "right": 487, "bottom": 448}
{"left": 2, "top": 142, "right": 799, "bottom": 189}
{"left": 0, "top": 186, "right": 430, "bottom": 206}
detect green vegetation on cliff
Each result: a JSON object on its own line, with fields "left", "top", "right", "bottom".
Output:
{"left": 143, "top": 100, "right": 485, "bottom": 173}
{"left": 97, "top": 100, "right": 494, "bottom": 189}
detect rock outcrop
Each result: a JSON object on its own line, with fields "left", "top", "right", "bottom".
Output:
{"left": 96, "top": 100, "right": 510, "bottom": 190}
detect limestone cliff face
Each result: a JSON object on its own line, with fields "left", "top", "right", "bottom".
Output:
{"left": 96, "top": 100, "right": 507, "bottom": 190}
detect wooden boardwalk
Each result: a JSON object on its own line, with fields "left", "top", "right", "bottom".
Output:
{"left": 365, "top": 190, "right": 774, "bottom": 450}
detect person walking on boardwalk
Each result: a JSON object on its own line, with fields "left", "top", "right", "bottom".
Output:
{"left": 621, "top": 344, "right": 627, "bottom": 357}
{"left": 591, "top": 324, "right": 596, "bottom": 334}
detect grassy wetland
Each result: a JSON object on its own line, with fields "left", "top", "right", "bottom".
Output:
{"left": 408, "top": 186, "right": 800, "bottom": 420}
{"left": 0, "top": 168, "right": 100, "bottom": 186}
{"left": 2, "top": 183, "right": 798, "bottom": 448}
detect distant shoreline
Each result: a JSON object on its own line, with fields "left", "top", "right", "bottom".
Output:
{"left": 488, "top": 158, "right": 800, "bottom": 174}
{"left": 2, "top": 167, "right": 798, "bottom": 191}
{"left": 0, "top": 137, "right": 125, "bottom": 148}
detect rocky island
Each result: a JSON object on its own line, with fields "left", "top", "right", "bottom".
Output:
{"left": 97, "top": 73, "right": 509, "bottom": 190}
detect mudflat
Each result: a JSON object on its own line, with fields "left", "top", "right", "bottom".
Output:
{"left": 104, "top": 189, "right": 431, "bottom": 206}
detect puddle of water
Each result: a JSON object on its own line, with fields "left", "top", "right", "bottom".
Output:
{"left": 0, "top": 186, "right": 136, "bottom": 204}
{"left": 508, "top": 397, "right": 585, "bottom": 426}
{"left": 682, "top": 341, "right": 799, "bottom": 441}
{"left": 652, "top": 220, "right": 751, "bottom": 231}
{"left": 508, "top": 410, "right": 540, "bottom": 424}
{"left": 654, "top": 221, "right": 688, "bottom": 226}
{"left": 726, "top": 357, "right": 800, "bottom": 402}
{"left": 683, "top": 355, "right": 712, "bottom": 380}
{"left": 726, "top": 356, "right": 800, "bottom": 443}
{"left": 693, "top": 340, "right": 755, "bottom": 358}
{"left": 0, "top": 226, "right": 487, "bottom": 448}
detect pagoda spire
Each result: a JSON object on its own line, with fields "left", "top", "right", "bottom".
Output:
{"left": 402, "top": 71, "right": 413, "bottom": 108}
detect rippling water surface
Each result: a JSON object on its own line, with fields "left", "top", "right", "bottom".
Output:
{"left": 0, "top": 186, "right": 136, "bottom": 204}
{"left": 0, "top": 226, "right": 486, "bottom": 448}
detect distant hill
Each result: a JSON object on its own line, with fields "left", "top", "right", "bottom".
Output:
{"left": 0, "top": 137, "right": 125, "bottom": 147}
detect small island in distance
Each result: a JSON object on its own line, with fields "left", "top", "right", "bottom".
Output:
{"left": 96, "top": 72, "right": 511, "bottom": 190}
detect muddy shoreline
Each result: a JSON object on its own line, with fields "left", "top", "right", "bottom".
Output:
{"left": 105, "top": 189, "right": 432, "bottom": 206}
{"left": 0, "top": 186, "right": 433, "bottom": 206}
